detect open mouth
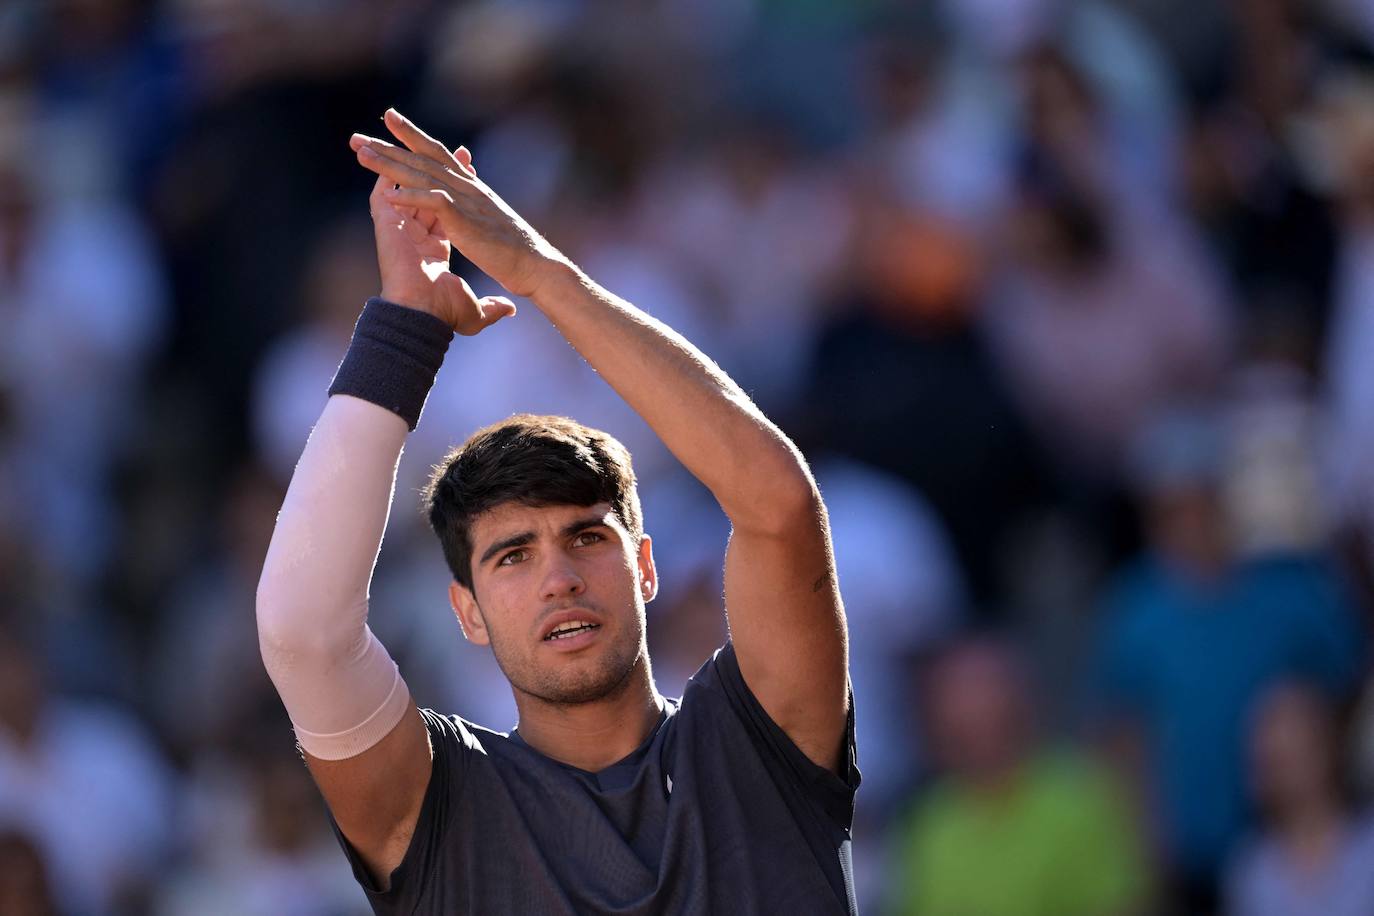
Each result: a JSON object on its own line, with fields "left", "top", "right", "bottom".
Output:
{"left": 543, "top": 621, "right": 602, "bottom": 641}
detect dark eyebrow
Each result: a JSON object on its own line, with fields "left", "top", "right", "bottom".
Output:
{"left": 479, "top": 531, "right": 534, "bottom": 566}
{"left": 477, "top": 515, "right": 611, "bottom": 566}
{"left": 561, "top": 515, "right": 612, "bottom": 539}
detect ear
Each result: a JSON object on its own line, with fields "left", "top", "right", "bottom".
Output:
{"left": 449, "top": 580, "right": 490, "bottom": 646}
{"left": 635, "top": 534, "right": 658, "bottom": 603}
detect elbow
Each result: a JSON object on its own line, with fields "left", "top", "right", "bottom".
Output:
{"left": 255, "top": 572, "right": 364, "bottom": 666}
{"left": 255, "top": 577, "right": 306, "bottom": 665}
{"left": 255, "top": 564, "right": 301, "bottom": 646}
{"left": 727, "top": 462, "right": 825, "bottom": 538}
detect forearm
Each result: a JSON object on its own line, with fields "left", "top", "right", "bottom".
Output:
{"left": 256, "top": 395, "right": 405, "bottom": 658}
{"left": 530, "top": 262, "right": 816, "bottom": 528}
{"left": 348, "top": 117, "right": 816, "bottom": 524}
{"left": 255, "top": 396, "right": 413, "bottom": 751}
{"left": 256, "top": 299, "right": 452, "bottom": 758}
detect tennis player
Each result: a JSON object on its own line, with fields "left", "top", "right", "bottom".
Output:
{"left": 256, "top": 108, "right": 858, "bottom": 915}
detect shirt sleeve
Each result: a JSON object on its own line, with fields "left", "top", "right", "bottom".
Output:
{"left": 328, "top": 708, "right": 477, "bottom": 911}
{"left": 708, "top": 641, "right": 861, "bottom": 829}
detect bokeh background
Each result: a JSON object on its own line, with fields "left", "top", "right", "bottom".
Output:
{"left": 4, "top": 0, "right": 1374, "bottom": 913}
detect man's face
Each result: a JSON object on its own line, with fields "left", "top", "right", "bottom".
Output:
{"left": 1147, "top": 482, "right": 1229, "bottom": 576}
{"left": 450, "top": 501, "right": 656, "bottom": 706}
{"left": 926, "top": 645, "right": 1029, "bottom": 780}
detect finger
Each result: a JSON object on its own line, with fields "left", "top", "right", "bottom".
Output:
{"left": 368, "top": 173, "right": 403, "bottom": 225}
{"left": 454, "top": 145, "right": 476, "bottom": 178}
{"left": 353, "top": 132, "right": 473, "bottom": 191}
{"left": 383, "top": 186, "right": 466, "bottom": 241}
{"left": 387, "top": 182, "right": 419, "bottom": 222}
{"left": 384, "top": 108, "right": 462, "bottom": 168}
{"left": 355, "top": 143, "right": 461, "bottom": 199}
{"left": 402, "top": 209, "right": 429, "bottom": 244}
{"left": 383, "top": 185, "right": 460, "bottom": 217}
{"left": 417, "top": 206, "right": 441, "bottom": 235}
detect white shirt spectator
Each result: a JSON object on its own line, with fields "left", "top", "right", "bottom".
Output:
{"left": 1226, "top": 815, "right": 1374, "bottom": 916}
{"left": 0, "top": 699, "right": 175, "bottom": 915}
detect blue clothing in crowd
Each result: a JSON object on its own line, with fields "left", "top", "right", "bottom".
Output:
{"left": 1095, "top": 553, "right": 1363, "bottom": 879}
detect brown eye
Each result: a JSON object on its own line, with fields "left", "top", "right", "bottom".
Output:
{"left": 498, "top": 549, "right": 527, "bottom": 566}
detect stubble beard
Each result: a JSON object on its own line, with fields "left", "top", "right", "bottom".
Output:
{"left": 484, "top": 604, "right": 648, "bottom": 707}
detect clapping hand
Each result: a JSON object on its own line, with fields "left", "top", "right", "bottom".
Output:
{"left": 352, "top": 109, "right": 568, "bottom": 334}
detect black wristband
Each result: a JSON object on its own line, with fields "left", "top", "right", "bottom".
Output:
{"left": 327, "top": 297, "right": 454, "bottom": 430}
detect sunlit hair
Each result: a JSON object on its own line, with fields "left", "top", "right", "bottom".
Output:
{"left": 424, "top": 414, "right": 643, "bottom": 589}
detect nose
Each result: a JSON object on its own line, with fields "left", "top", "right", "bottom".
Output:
{"left": 540, "top": 554, "right": 586, "bottom": 601}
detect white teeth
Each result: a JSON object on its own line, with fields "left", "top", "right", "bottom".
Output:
{"left": 546, "top": 620, "right": 599, "bottom": 640}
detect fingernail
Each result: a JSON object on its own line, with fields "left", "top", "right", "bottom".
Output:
{"left": 383, "top": 187, "right": 398, "bottom": 198}
{"left": 359, "top": 145, "right": 377, "bottom": 158}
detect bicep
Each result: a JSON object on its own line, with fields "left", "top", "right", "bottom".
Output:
{"left": 722, "top": 495, "right": 849, "bottom": 773}
{"left": 304, "top": 704, "right": 433, "bottom": 888}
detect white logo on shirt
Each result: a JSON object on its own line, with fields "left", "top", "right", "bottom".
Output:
{"left": 665, "top": 773, "right": 673, "bottom": 795}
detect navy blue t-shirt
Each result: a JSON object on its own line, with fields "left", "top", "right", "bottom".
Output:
{"left": 331, "top": 642, "right": 860, "bottom": 914}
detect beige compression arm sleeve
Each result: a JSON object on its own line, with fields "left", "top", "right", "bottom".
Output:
{"left": 256, "top": 394, "right": 414, "bottom": 760}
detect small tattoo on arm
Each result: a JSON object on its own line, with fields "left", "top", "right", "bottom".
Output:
{"left": 811, "top": 574, "right": 828, "bottom": 593}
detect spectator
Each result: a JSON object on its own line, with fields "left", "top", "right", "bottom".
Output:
{"left": 150, "top": 461, "right": 286, "bottom": 757}
{"left": 158, "top": 733, "right": 366, "bottom": 916}
{"left": 0, "top": 829, "right": 57, "bottom": 916}
{"left": 636, "top": 117, "right": 851, "bottom": 414}
{"left": 1180, "top": 0, "right": 1341, "bottom": 353}
{"left": 1319, "top": 71, "right": 1374, "bottom": 542}
{"left": 0, "top": 618, "right": 175, "bottom": 915}
{"left": 804, "top": 175, "right": 1047, "bottom": 604}
{"left": 981, "top": 46, "right": 1232, "bottom": 482}
{"left": 252, "top": 215, "right": 386, "bottom": 485}
{"left": 1093, "top": 409, "right": 1364, "bottom": 910}
{"left": 887, "top": 636, "right": 1148, "bottom": 916}
{"left": 1225, "top": 681, "right": 1374, "bottom": 916}
{"left": 816, "top": 456, "right": 965, "bottom": 812}
{"left": 1353, "top": 672, "right": 1374, "bottom": 802}
{"left": 0, "top": 88, "right": 167, "bottom": 589}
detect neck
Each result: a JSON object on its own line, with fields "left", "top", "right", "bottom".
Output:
{"left": 1280, "top": 798, "right": 1343, "bottom": 838}
{"left": 1278, "top": 799, "right": 1344, "bottom": 871}
{"left": 965, "top": 757, "right": 1027, "bottom": 799}
{"left": 1162, "top": 547, "right": 1229, "bottom": 586}
{"left": 512, "top": 657, "right": 665, "bottom": 772}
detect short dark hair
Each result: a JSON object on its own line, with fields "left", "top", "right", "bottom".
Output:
{"left": 424, "top": 414, "right": 643, "bottom": 589}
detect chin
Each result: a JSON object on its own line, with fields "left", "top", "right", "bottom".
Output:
{"left": 522, "top": 642, "right": 642, "bottom": 706}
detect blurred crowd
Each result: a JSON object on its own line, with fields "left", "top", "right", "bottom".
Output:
{"left": 3, "top": 0, "right": 1374, "bottom": 913}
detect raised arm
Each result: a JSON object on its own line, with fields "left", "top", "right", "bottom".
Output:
{"left": 352, "top": 111, "right": 848, "bottom": 772}
{"left": 256, "top": 161, "right": 516, "bottom": 884}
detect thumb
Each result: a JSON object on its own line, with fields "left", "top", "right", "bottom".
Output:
{"left": 368, "top": 174, "right": 405, "bottom": 228}
{"left": 479, "top": 296, "right": 517, "bottom": 325}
